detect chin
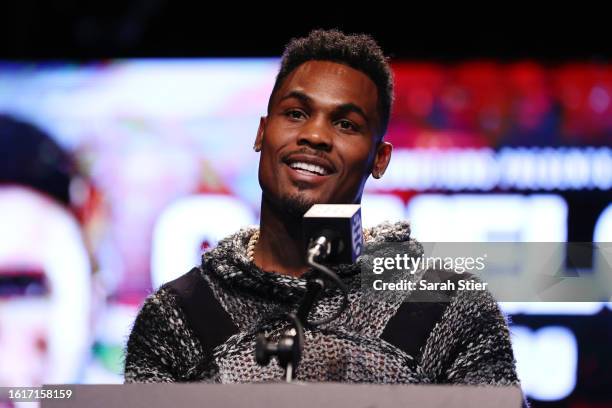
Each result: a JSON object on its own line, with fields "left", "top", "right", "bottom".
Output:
{"left": 279, "top": 193, "right": 315, "bottom": 217}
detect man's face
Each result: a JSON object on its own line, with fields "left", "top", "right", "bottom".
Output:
{"left": 0, "top": 186, "right": 92, "bottom": 386}
{"left": 256, "top": 60, "right": 392, "bottom": 215}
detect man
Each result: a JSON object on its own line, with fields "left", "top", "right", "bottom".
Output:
{"left": 0, "top": 115, "right": 93, "bottom": 386}
{"left": 124, "top": 29, "right": 519, "bottom": 386}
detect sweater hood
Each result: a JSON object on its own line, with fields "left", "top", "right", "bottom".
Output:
{"left": 200, "top": 220, "right": 422, "bottom": 303}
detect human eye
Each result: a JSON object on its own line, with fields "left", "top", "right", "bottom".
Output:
{"left": 335, "top": 119, "right": 359, "bottom": 132}
{"left": 284, "top": 109, "right": 306, "bottom": 121}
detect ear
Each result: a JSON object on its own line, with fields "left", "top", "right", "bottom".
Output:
{"left": 254, "top": 116, "right": 266, "bottom": 152}
{"left": 371, "top": 141, "right": 392, "bottom": 179}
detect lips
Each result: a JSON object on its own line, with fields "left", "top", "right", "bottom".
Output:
{"left": 282, "top": 153, "right": 336, "bottom": 178}
{"left": 288, "top": 161, "right": 329, "bottom": 176}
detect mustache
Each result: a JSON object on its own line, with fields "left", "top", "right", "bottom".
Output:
{"left": 281, "top": 147, "right": 337, "bottom": 173}
{"left": 281, "top": 147, "right": 331, "bottom": 162}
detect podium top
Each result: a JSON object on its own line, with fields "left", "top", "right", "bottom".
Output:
{"left": 38, "top": 383, "right": 523, "bottom": 408}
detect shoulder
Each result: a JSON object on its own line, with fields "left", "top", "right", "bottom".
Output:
{"left": 126, "top": 268, "right": 215, "bottom": 358}
{"left": 129, "top": 285, "right": 183, "bottom": 337}
{"left": 411, "top": 268, "right": 510, "bottom": 338}
{"left": 159, "top": 267, "right": 239, "bottom": 352}
{"left": 124, "top": 283, "right": 200, "bottom": 382}
{"left": 125, "top": 267, "right": 232, "bottom": 382}
{"left": 200, "top": 226, "right": 257, "bottom": 269}
{"left": 436, "top": 271, "right": 512, "bottom": 340}
{"left": 380, "top": 269, "right": 465, "bottom": 356}
{"left": 366, "top": 220, "right": 412, "bottom": 243}
{"left": 418, "top": 271, "right": 518, "bottom": 384}
{"left": 126, "top": 281, "right": 196, "bottom": 357}
{"left": 382, "top": 269, "right": 508, "bottom": 358}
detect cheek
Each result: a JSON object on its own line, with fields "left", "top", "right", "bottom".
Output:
{"left": 259, "top": 121, "right": 298, "bottom": 173}
{"left": 264, "top": 116, "right": 296, "bottom": 141}
{"left": 258, "top": 152, "right": 276, "bottom": 188}
{"left": 258, "top": 141, "right": 286, "bottom": 190}
{"left": 261, "top": 121, "right": 292, "bottom": 158}
{"left": 339, "top": 141, "right": 374, "bottom": 174}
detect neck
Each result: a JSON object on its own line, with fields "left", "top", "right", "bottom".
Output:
{"left": 253, "top": 195, "right": 310, "bottom": 278}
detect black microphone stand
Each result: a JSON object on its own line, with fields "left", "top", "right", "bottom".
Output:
{"left": 255, "top": 236, "right": 350, "bottom": 382}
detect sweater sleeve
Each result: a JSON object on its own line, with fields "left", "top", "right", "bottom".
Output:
{"left": 123, "top": 287, "right": 205, "bottom": 383}
{"left": 420, "top": 281, "right": 520, "bottom": 386}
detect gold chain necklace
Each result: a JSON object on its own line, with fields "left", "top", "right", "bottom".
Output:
{"left": 247, "top": 228, "right": 371, "bottom": 263}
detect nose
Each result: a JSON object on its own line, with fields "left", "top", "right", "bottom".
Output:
{"left": 297, "top": 116, "right": 333, "bottom": 151}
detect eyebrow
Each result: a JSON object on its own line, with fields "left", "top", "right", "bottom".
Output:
{"left": 335, "top": 102, "right": 369, "bottom": 124}
{"left": 278, "top": 90, "right": 370, "bottom": 124}
{"left": 278, "top": 90, "right": 313, "bottom": 106}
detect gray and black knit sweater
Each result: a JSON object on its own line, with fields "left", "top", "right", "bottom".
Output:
{"left": 124, "top": 221, "right": 519, "bottom": 385}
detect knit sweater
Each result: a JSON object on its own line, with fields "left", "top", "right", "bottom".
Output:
{"left": 124, "top": 221, "right": 519, "bottom": 386}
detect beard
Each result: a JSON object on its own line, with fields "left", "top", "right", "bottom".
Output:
{"left": 278, "top": 192, "right": 315, "bottom": 217}
{"left": 263, "top": 190, "right": 315, "bottom": 218}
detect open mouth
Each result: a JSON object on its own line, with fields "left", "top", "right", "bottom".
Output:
{"left": 287, "top": 161, "right": 330, "bottom": 176}
{"left": 282, "top": 153, "right": 336, "bottom": 178}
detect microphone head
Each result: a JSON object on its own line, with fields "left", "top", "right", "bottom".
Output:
{"left": 302, "top": 204, "right": 364, "bottom": 264}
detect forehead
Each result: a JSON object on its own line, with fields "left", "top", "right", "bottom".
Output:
{"left": 276, "top": 60, "right": 379, "bottom": 113}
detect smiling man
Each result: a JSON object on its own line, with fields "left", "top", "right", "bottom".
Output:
{"left": 124, "top": 29, "right": 520, "bottom": 387}
{"left": 252, "top": 50, "right": 392, "bottom": 278}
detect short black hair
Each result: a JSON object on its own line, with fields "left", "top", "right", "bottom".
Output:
{"left": 0, "top": 114, "right": 76, "bottom": 207}
{"left": 268, "top": 29, "right": 394, "bottom": 139}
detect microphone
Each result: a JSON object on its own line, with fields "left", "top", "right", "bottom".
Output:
{"left": 255, "top": 204, "right": 362, "bottom": 380}
{"left": 302, "top": 204, "right": 364, "bottom": 264}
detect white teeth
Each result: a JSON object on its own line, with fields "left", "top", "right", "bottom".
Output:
{"left": 289, "top": 161, "right": 328, "bottom": 176}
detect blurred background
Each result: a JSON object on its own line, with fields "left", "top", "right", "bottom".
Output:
{"left": 0, "top": 3, "right": 610, "bottom": 407}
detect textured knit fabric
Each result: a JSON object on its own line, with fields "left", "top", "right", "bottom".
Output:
{"left": 124, "top": 221, "right": 519, "bottom": 386}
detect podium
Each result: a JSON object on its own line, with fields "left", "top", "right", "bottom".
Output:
{"left": 39, "top": 383, "right": 524, "bottom": 407}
